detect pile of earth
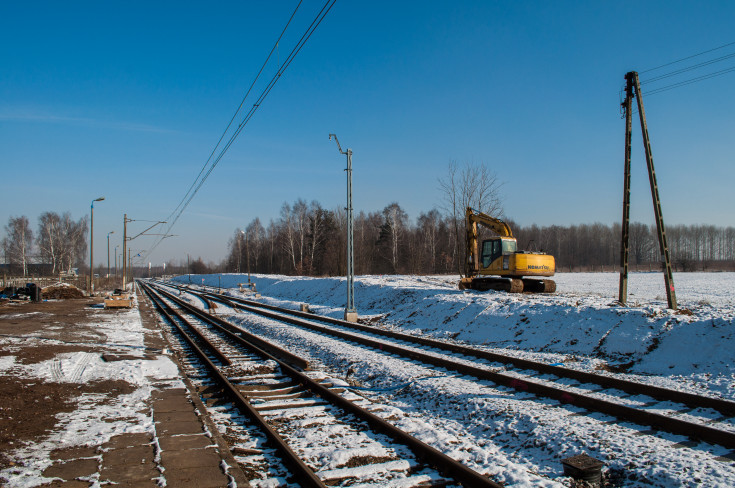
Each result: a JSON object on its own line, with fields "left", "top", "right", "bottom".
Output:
{"left": 42, "top": 283, "right": 85, "bottom": 299}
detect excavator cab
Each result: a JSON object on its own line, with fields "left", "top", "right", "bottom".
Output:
{"left": 480, "top": 237, "right": 516, "bottom": 269}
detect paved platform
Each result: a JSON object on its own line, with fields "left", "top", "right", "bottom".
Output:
{"left": 0, "top": 286, "right": 250, "bottom": 487}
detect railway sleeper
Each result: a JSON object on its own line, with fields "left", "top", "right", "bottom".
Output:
{"left": 240, "top": 385, "right": 305, "bottom": 397}
{"left": 243, "top": 389, "right": 309, "bottom": 401}
{"left": 237, "top": 381, "right": 299, "bottom": 391}
{"left": 230, "top": 446, "right": 265, "bottom": 456}
{"left": 255, "top": 399, "right": 331, "bottom": 411}
{"left": 231, "top": 373, "right": 288, "bottom": 383}
{"left": 316, "top": 458, "right": 447, "bottom": 485}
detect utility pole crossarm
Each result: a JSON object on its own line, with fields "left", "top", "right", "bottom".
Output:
{"left": 127, "top": 221, "right": 167, "bottom": 241}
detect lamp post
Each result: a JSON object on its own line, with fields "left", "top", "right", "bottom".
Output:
{"left": 90, "top": 196, "right": 105, "bottom": 294}
{"left": 329, "top": 134, "right": 357, "bottom": 322}
{"left": 238, "top": 230, "right": 244, "bottom": 274}
{"left": 107, "top": 231, "right": 115, "bottom": 279}
{"left": 114, "top": 245, "right": 119, "bottom": 277}
{"left": 246, "top": 231, "right": 251, "bottom": 284}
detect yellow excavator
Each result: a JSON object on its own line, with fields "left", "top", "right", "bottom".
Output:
{"left": 458, "top": 207, "right": 556, "bottom": 293}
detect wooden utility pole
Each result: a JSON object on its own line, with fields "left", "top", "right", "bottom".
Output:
{"left": 619, "top": 71, "right": 677, "bottom": 309}
{"left": 619, "top": 74, "right": 634, "bottom": 305}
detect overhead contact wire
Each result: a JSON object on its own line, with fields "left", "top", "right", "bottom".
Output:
{"left": 147, "top": 0, "right": 337, "bottom": 260}
{"left": 164, "top": 1, "right": 304, "bottom": 225}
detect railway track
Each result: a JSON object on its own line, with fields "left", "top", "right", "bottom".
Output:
{"left": 140, "top": 281, "right": 504, "bottom": 487}
{"left": 158, "top": 281, "right": 735, "bottom": 455}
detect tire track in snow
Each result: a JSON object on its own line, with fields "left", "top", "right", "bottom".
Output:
{"left": 49, "top": 353, "right": 95, "bottom": 383}
{"left": 68, "top": 353, "right": 94, "bottom": 382}
{"left": 50, "top": 358, "right": 64, "bottom": 381}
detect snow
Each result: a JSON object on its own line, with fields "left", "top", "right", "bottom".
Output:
{"left": 174, "top": 272, "right": 735, "bottom": 382}
{"left": 168, "top": 271, "right": 735, "bottom": 486}
{"left": 0, "top": 299, "right": 182, "bottom": 487}
{"left": 3, "top": 271, "right": 733, "bottom": 486}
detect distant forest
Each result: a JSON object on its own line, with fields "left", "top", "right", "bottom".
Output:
{"left": 194, "top": 199, "right": 735, "bottom": 278}
{"left": 3, "top": 165, "right": 734, "bottom": 279}
{"left": 2, "top": 203, "right": 734, "bottom": 278}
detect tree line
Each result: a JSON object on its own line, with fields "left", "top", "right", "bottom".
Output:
{"left": 3, "top": 206, "right": 733, "bottom": 279}
{"left": 216, "top": 199, "right": 735, "bottom": 277}
{"left": 3, "top": 163, "right": 733, "bottom": 278}
{"left": 2, "top": 213, "right": 88, "bottom": 276}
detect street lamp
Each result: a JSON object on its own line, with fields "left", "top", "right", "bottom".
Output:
{"left": 107, "top": 231, "right": 115, "bottom": 279}
{"left": 238, "top": 230, "right": 244, "bottom": 274}
{"left": 90, "top": 196, "right": 105, "bottom": 294}
{"left": 246, "top": 231, "right": 251, "bottom": 284}
{"left": 114, "top": 245, "right": 119, "bottom": 277}
{"left": 329, "top": 134, "right": 357, "bottom": 322}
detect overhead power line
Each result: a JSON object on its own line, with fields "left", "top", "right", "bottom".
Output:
{"left": 644, "top": 64, "right": 735, "bottom": 96}
{"left": 639, "top": 40, "right": 735, "bottom": 74}
{"left": 640, "top": 51, "right": 735, "bottom": 85}
{"left": 619, "top": 40, "right": 735, "bottom": 103}
{"left": 164, "top": 0, "right": 304, "bottom": 226}
{"left": 145, "top": 0, "right": 337, "bottom": 261}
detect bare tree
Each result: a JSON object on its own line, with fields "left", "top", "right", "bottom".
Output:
{"left": 377, "top": 203, "right": 408, "bottom": 273}
{"left": 58, "top": 213, "right": 88, "bottom": 274}
{"left": 280, "top": 199, "right": 309, "bottom": 274}
{"left": 629, "top": 222, "right": 653, "bottom": 267}
{"left": 280, "top": 202, "right": 297, "bottom": 272}
{"left": 438, "top": 160, "right": 504, "bottom": 275}
{"left": 417, "top": 209, "right": 442, "bottom": 273}
{"left": 3, "top": 216, "right": 34, "bottom": 276}
{"left": 246, "top": 218, "right": 265, "bottom": 272}
{"left": 37, "top": 212, "right": 62, "bottom": 274}
{"left": 306, "top": 201, "right": 328, "bottom": 274}
{"left": 265, "top": 219, "right": 278, "bottom": 273}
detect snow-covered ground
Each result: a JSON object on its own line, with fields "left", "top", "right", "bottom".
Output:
{"left": 173, "top": 272, "right": 735, "bottom": 388}
{"left": 3, "top": 272, "right": 729, "bottom": 487}
{"left": 169, "top": 271, "right": 735, "bottom": 486}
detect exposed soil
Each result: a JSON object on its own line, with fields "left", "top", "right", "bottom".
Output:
{"left": 41, "top": 284, "right": 85, "bottom": 300}
{"left": 0, "top": 298, "right": 137, "bottom": 478}
{"left": 0, "top": 377, "right": 136, "bottom": 472}
{"left": 0, "top": 296, "right": 107, "bottom": 341}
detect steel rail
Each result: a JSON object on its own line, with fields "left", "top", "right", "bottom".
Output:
{"left": 185, "top": 284, "right": 735, "bottom": 417}
{"left": 154, "top": 284, "right": 309, "bottom": 370}
{"left": 165, "top": 284, "right": 735, "bottom": 450}
{"left": 145, "top": 281, "right": 504, "bottom": 488}
{"left": 140, "top": 282, "right": 327, "bottom": 488}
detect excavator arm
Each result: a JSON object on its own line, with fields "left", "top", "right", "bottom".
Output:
{"left": 464, "top": 207, "right": 513, "bottom": 277}
{"left": 466, "top": 207, "right": 513, "bottom": 237}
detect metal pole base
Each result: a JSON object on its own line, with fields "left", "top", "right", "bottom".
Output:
{"left": 344, "top": 310, "right": 358, "bottom": 323}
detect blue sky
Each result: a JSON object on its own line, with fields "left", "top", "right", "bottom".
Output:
{"left": 2, "top": 1, "right": 734, "bottom": 265}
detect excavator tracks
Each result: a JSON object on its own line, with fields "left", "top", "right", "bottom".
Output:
{"left": 459, "top": 277, "right": 555, "bottom": 293}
